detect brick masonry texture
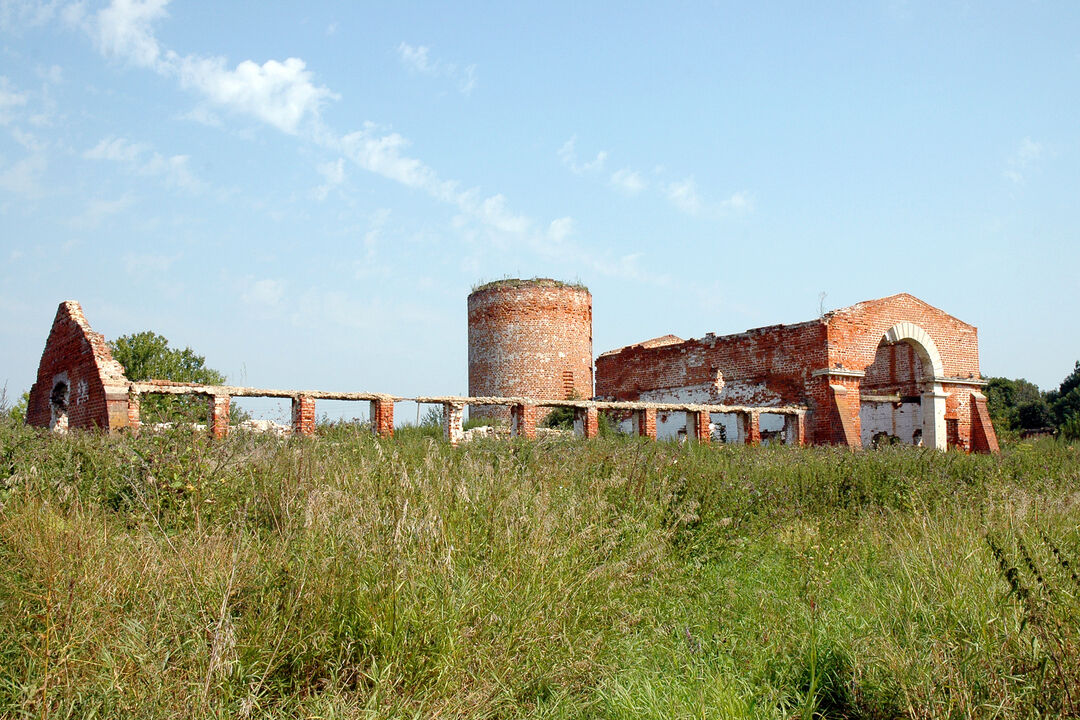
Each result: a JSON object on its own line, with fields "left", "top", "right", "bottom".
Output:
{"left": 596, "top": 293, "right": 998, "bottom": 452}
{"left": 27, "top": 301, "right": 131, "bottom": 433}
{"left": 468, "top": 279, "right": 593, "bottom": 421}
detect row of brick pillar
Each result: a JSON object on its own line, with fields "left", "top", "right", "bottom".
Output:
{"left": 127, "top": 393, "right": 398, "bottom": 440}
{"left": 437, "top": 404, "right": 806, "bottom": 447}
{"left": 129, "top": 393, "right": 806, "bottom": 446}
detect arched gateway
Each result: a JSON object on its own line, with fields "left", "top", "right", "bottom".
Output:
{"left": 862, "top": 322, "right": 948, "bottom": 449}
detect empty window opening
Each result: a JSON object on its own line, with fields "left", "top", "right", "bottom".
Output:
{"left": 50, "top": 380, "right": 69, "bottom": 432}
{"left": 709, "top": 412, "right": 738, "bottom": 443}
{"left": 759, "top": 413, "right": 786, "bottom": 445}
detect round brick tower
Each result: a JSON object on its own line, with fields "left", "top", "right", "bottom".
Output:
{"left": 468, "top": 278, "right": 593, "bottom": 419}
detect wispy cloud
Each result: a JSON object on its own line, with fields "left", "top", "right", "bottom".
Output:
{"left": 0, "top": 0, "right": 65, "bottom": 31}
{"left": 312, "top": 157, "right": 345, "bottom": 200}
{"left": 397, "top": 42, "right": 477, "bottom": 95}
{"left": 0, "top": 76, "right": 28, "bottom": 125}
{"left": 666, "top": 178, "right": 751, "bottom": 217}
{"left": 558, "top": 136, "right": 607, "bottom": 175}
{"left": 609, "top": 167, "right": 645, "bottom": 194}
{"left": 561, "top": 136, "right": 750, "bottom": 218}
{"left": 1003, "top": 136, "right": 1043, "bottom": 185}
{"left": 56, "top": 1, "right": 665, "bottom": 286}
{"left": 241, "top": 277, "right": 285, "bottom": 307}
{"left": 0, "top": 153, "right": 46, "bottom": 197}
{"left": 68, "top": 194, "right": 135, "bottom": 229}
{"left": 123, "top": 251, "right": 179, "bottom": 274}
{"left": 83, "top": 135, "right": 204, "bottom": 192}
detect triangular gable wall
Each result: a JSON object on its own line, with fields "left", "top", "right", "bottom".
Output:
{"left": 26, "top": 301, "right": 131, "bottom": 432}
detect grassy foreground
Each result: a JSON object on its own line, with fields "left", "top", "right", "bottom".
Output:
{"left": 0, "top": 421, "right": 1078, "bottom": 719}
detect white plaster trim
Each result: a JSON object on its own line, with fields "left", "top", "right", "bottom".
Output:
{"left": 882, "top": 322, "right": 945, "bottom": 378}
{"left": 932, "top": 376, "right": 988, "bottom": 387}
{"left": 811, "top": 368, "right": 866, "bottom": 378}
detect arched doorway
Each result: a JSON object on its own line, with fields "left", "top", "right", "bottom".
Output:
{"left": 860, "top": 322, "right": 947, "bottom": 450}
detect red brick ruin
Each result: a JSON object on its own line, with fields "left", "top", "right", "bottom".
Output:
{"left": 26, "top": 286, "right": 998, "bottom": 452}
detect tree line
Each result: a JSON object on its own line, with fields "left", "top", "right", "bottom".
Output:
{"left": 985, "top": 361, "right": 1080, "bottom": 440}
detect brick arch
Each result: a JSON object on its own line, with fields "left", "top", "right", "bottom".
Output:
{"left": 881, "top": 321, "right": 944, "bottom": 381}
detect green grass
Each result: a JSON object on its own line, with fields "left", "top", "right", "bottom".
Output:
{"left": 1, "top": 419, "right": 1078, "bottom": 718}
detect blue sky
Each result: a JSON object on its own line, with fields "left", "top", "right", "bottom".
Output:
{"left": 1, "top": 0, "right": 1078, "bottom": 418}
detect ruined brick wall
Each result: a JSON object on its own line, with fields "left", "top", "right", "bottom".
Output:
{"left": 26, "top": 301, "right": 131, "bottom": 432}
{"left": 595, "top": 320, "right": 829, "bottom": 407}
{"left": 825, "top": 294, "right": 981, "bottom": 378}
{"left": 468, "top": 279, "right": 593, "bottom": 419}
{"left": 595, "top": 293, "right": 996, "bottom": 451}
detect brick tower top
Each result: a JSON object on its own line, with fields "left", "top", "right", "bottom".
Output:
{"left": 468, "top": 278, "right": 593, "bottom": 418}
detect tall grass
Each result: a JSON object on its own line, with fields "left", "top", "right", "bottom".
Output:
{"left": 0, "top": 418, "right": 1078, "bottom": 718}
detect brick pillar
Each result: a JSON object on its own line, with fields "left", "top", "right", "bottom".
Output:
{"left": 631, "top": 408, "right": 657, "bottom": 439}
{"left": 208, "top": 395, "right": 230, "bottom": 440}
{"left": 686, "top": 410, "right": 711, "bottom": 442}
{"left": 443, "top": 402, "right": 464, "bottom": 445}
{"left": 737, "top": 411, "right": 761, "bottom": 445}
{"left": 292, "top": 395, "right": 315, "bottom": 436}
{"left": 784, "top": 412, "right": 807, "bottom": 446}
{"left": 127, "top": 392, "right": 141, "bottom": 436}
{"left": 369, "top": 398, "right": 394, "bottom": 438}
{"left": 969, "top": 391, "right": 1000, "bottom": 454}
{"left": 510, "top": 403, "right": 537, "bottom": 440}
{"left": 575, "top": 407, "right": 599, "bottom": 439}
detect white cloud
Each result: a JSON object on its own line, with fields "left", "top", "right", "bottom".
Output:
{"left": 72, "top": 0, "right": 336, "bottom": 134}
{"left": 123, "top": 251, "right": 178, "bottom": 273}
{"left": 83, "top": 135, "right": 147, "bottom": 162}
{"left": 83, "top": 135, "right": 203, "bottom": 192}
{"left": 0, "top": 0, "right": 64, "bottom": 30}
{"left": 141, "top": 152, "right": 201, "bottom": 191}
{"left": 475, "top": 193, "right": 530, "bottom": 234}
{"left": 324, "top": 22, "right": 337, "bottom": 36}
{"left": 176, "top": 55, "right": 337, "bottom": 134}
{"left": 548, "top": 216, "right": 574, "bottom": 243}
{"left": 558, "top": 136, "right": 607, "bottom": 174}
{"left": 0, "top": 76, "right": 28, "bottom": 125}
{"left": 609, "top": 167, "right": 645, "bottom": 194}
{"left": 666, "top": 177, "right": 751, "bottom": 217}
{"left": 0, "top": 153, "right": 46, "bottom": 197}
{"left": 178, "top": 105, "right": 222, "bottom": 127}
{"left": 666, "top": 177, "right": 702, "bottom": 214}
{"left": 312, "top": 157, "right": 345, "bottom": 200}
{"left": 1004, "top": 136, "right": 1043, "bottom": 184}
{"left": 397, "top": 42, "right": 477, "bottom": 96}
{"left": 68, "top": 194, "right": 134, "bottom": 229}
{"left": 92, "top": 0, "right": 169, "bottom": 69}
{"left": 241, "top": 277, "right": 285, "bottom": 307}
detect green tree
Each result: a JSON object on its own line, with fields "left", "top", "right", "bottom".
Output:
{"left": 109, "top": 332, "right": 238, "bottom": 425}
{"left": 1047, "top": 361, "right": 1080, "bottom": 429}
{"left": 110, "top": 332, "right": 226, "bottom": 385}
{"left": 984, "top": 376, "right": 1052, "bottom": 432}
{"left": 1, "top": 386, "right": 29, "bottom": 425}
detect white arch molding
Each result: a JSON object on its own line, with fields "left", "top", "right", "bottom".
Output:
{"left": 880, "top": 322, "right": 947, "bottom": 450}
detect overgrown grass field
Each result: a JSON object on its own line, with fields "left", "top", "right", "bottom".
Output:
{"left": 1, "top": 420, "right": 1078, "bottom": 718}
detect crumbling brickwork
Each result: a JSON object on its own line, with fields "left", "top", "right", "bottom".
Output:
{"left": 596, "top": 293, "right": 998, "bottom": 452}
{"left": 468, "top": 279, "right": 592, "bottom": 420}
{"left": 26, "top": 301, "right": 131, "bottom": 433}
